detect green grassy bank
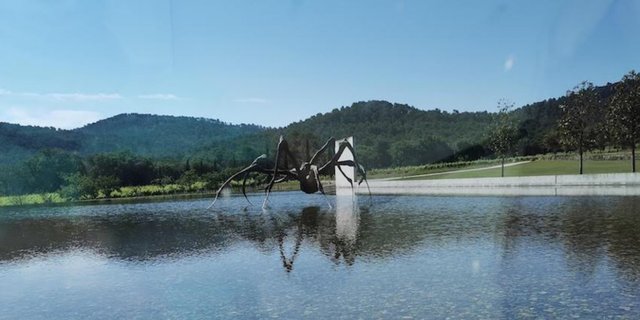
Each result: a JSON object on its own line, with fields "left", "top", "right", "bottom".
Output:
{"left": 2, "top": 152, "right": 638, "bottom": 207}
{"left": 403, "top": 159, "right": 639, "bottom": 180}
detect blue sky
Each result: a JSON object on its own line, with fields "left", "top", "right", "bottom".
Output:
{"left": 0, "top": 0, "right": 638, "bottom": 129}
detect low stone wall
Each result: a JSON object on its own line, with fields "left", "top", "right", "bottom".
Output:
{"left": 350, "top": 173, "right": 640, "bottom": 196}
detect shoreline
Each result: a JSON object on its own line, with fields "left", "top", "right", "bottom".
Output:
{"left": 4, "top": 173, "right": 640, "bottom": 209}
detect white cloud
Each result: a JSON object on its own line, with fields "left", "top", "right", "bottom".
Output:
{"left": 0, "top": 89, "right": 122, "bottom": 102}
{"left": 2, "top": 107, "right": 102, "bottom": 129}
{"left": 234, "top": 97, "right": 269, "bottom": 104}
{"left": 47, "top": 93, "right": 122, "bottom": 102}
{"left": 504, "top": 55, "right": 515, "bottom": 71}
{"left": 137, "top": 93, "right": 180, "bottom": 100}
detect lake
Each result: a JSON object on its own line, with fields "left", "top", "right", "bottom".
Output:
{"left": 1, "top": 192, "right": 639, "bottom": 319}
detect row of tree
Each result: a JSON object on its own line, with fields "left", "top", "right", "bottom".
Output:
{"left": 0, "top": 150, "right": 246, "bottom": 198}
{"left": 2, "top": 71, "right": 639, "bottom": 199}
{"left": 490, "top": 70, "right": 640, "bottom": 175}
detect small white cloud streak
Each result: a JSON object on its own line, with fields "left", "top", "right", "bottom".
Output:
{"left": 504, "top": 55, "right": 515, "bottom": 71}
{"left": 48, "top": 93, "right": 122, "bottom": 102}
{"left": 234, "top": 97, "right": 269, "bottom": 104}
{"left": 137, "top": 93, "right": 180, "bottom": 100}
{"left": 0, "top": 89, "right": 122, "bottom": 102}
{"left": 2, "top": 107, "right": 102, "bottom": 129}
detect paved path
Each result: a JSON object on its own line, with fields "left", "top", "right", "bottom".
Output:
{"left": 377, "top": 161, "right": 532, "bottom": 181}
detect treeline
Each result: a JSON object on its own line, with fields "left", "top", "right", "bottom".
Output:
{"left": 555, "top": 72, "right": 640, "bottom": 173}
{"left": 0, "top": 149, "right": 249, "bottom": 199}
{"left": 279, "top": 101, "right": 494, "bottom": 167}
{"left": 2, "top": 70, "right": 639, "bottom": 201}
{"left": 487, "top": 70, "right": 640, "bottom": 175}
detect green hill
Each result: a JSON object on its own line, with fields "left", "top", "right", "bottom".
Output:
{"left": 0, "top": 80, "right": 619, "bottom": 169}
{"left": 0, "top": 123, "right": 81, "bottom": 165}
{"left": 76, "top": 113, "right": 264, "bottom": 157}
{"left": 0, "top": 114, "right": 265, "bottom": 165}
{"left": 0, "top": 81, "right": 624, "bottom": 199}
{"left": 282, "top": 101, "right": 494, "bottom": 167}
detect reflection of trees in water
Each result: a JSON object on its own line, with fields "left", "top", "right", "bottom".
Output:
{"left": 0, "top": 214, "right": 232, "bottom": 261}
{"left": 0, "top": 203, "right": 434, "bottom": 272}
{"left": 495, "top": 197, "right": 640, "bottom": 318}
{"left": 2, "top": 197, "right": 640, "bottom": 280}
{"left": 607, "top": 198, "right": 640, "bottom": 289}
{"left": 560, "top": 200, "right": 608, "bottom": 281}
{"left": 496, "top": 197, "right": 640, "bottom": 288}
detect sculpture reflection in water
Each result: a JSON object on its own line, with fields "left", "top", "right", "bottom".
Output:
{"left": 273, "top": 195, "right": 360, "bottom": 272}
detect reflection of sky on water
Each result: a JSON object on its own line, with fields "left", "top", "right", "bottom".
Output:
{"left": 0, "top": 193, "right": 639, "bottom": 318}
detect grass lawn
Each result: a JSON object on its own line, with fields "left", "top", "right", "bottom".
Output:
{"left": 404, "top": 160, "right": 639, "bottom": 180}
{"left": 367, "top": 158, "right": 532, "bottom": 179}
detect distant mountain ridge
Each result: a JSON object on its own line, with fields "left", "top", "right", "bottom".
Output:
{"left": 0, "top": 113, "right": 265, "bottom": 165}
{"left": 76, "top": 113, "right": 265, "bottom": 157}
{"left": 0, "top": 80, "right": 619, "bottom": 167}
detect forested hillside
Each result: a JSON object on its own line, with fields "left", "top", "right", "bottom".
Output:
{"left": 0, "top": 123, "right": 81, "bottom": 165}
{"left": 280, "top": 101, "right": 493, "bottom": 167}
{"left": 0, "top": 114, "right": 264, "bottom": 164}
{"left": 511, "top": 82, "right": 616, "bottom": 156}
{"left": 0, "top": 80, "right": 622, "bottom": 198}
{"left": 77, "top": 114, "right": 264, "bottom": 157}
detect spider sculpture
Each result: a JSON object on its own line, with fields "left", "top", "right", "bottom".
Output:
{"left": 208, "top": 136, "right": 370, "bottom": 209}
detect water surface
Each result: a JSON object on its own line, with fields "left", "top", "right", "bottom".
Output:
{"left": 1, "top": 192, "right": 639, "bottom": 319}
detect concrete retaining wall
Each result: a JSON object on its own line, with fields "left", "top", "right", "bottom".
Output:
{"left": 348, "top": 173, "right": 640, "bottom": 196}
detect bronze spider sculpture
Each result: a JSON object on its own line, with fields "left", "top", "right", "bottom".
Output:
{"left": 208, "top": 136, "right": 371, "bottom": 209}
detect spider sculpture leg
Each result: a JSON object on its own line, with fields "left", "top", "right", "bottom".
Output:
{"left": 241, "top": 171, "right": 253, "bottom": 206}
{"left": 278, "top": 227, "right": 303, "bottom": 273}
{"left": 261, "top": 174, "right": 290, "bottom": 205}
{"left": 208, "top": 154, "right": 293, "bottom": 209}
{"left": 311, "top": 164, "right": 332, "bottom": 209}
{"left": 307, "top": 137, "right": 337, "bottom": 207}
{"left": 208, "top": 155, "right": 267, "bottom": 209}
{"left": 318, "top": 139, "right": 372, "bottom": 198}
{"left": 336, "top": 160, "right": 372, "bottom": 198}
{"left": 310, "top": 137, "right": 336, "bottom": 164}
{"left": 264, "top": 136, "right": 300, "bottom": 208}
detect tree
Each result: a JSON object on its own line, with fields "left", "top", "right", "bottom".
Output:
{"left": 558, "top": 81, "right": 602, "bottom": 174}
{"left": 608, "top": 70, "right": 640, "bottom": 172}
{"left": 488, "top": 100, "right": 518, "bottom": 177}
{"left": 24, "top": 149, "right": 84, "bottom": 193}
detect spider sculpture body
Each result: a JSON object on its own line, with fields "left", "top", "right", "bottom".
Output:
{"left": 208, "top": 136, "right": 370, "bottom": 209}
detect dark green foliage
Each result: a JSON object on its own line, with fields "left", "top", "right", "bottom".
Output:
{"left": 25, "top": 149, "right": 85, "bottom": 193}
{"left": 389, "top": 138, "right": 454, "bottom": 167}
{"left": 0, "top": 149, "right": 83, "bottom": 195}
{"left": 0, "top": 123, "right": 81, "bottom": 165}
{"left": 60, "top": 173, "right": 98, "bottom": 200}
{"left": 0, "top": 114, "right": 265, "bottom": 165}
{"left": 451, "top": 141, "right": 490, "bottom": 162}
{"left": 77, "top": 113, "right": 264, "bottom": 157}
{"left": 488, "top": 100, "right": 518, "bottom": 177}
{"left": 511, "top": 97, "right": 566, "bottom": 155}
{"left": 276, "top": 101, "right": 493, "bottom": 168}
{"left": 608, "top": 70, "right": 640, "bottom": 172}
{"left": 558, "top": 81, "right": 605, "bottom": 174}
{"left": 0, "top": 75, "right": 634, "bottom": 199}
{"left": 87, "top": 152, "right": 156, "bottom": 187}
